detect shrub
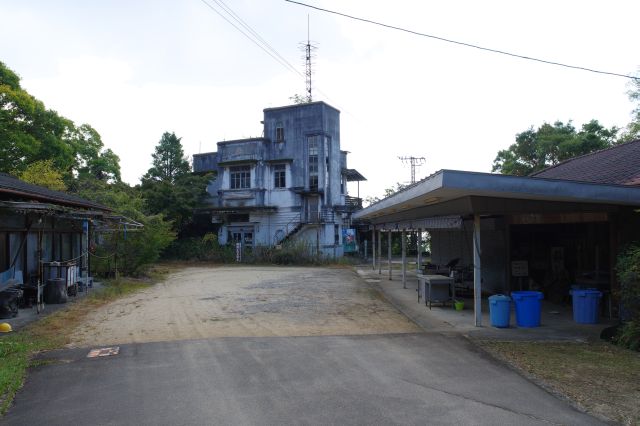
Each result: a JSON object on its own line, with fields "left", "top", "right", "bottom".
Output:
{"left": 615, "top": 243, "right": 640, "bottom": 351}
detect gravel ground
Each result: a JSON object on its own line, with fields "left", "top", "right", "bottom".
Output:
{"left": 71, "top": 266, "right": 420, "bottom": 346}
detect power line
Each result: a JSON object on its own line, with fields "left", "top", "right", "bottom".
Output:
{"left": 198, "top": 0, "right": 340, "bottom": 105}
{"left": 209, "top": 0, "right": 302, "bottom": 77}
{"left": 284, "top": 0, "right": 639, "bottom": 81}
{"left": 199, "top": 0, "right": 300, "bottom": 76}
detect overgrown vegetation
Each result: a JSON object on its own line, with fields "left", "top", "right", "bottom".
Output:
{"left": 0, "top": 266, "right": 173, "bottom": 415}
{"left": 163, "top": 234, "right": 356, "bottom": 266}
{"left": 615, "top": 243, "right": 640, "bottom": 351}
{"left": 479, "top": 341, "right": 640, "bottom": 425}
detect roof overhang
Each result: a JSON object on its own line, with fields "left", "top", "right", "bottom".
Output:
{"left": 343, "top": 168, "right": 367, "bottom": 182}
{"left": 354, "top": 170, "right": 640, "bottom": 224}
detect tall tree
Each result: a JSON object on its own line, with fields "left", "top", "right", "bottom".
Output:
{"left": 143, "top": 132, "right": 190, "bottom": 183}
{"left": 492, "top": 120, "right": 618, "bottom": 176}
{"left": 0, "top": 61, "right": 121, "bottom": 181}
{"left": 141, "top": 132, "right": 210, "bottom": 234}
{"left": 71, "top": 124, "right": 121, "bottom": 182}
{"left": 620, "top": 74, "right": 640, "bottom": 143}
{"left": 19, "top": 160, "right": 67, "bottom": 191}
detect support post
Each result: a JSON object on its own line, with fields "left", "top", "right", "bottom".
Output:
{"left": 401, "top": 229, "right": 406, "bottom": 289}
{"left": 416, "top": 228, "right": 422, "bottom": 274}
{"left": 378, "top": 231, "right": 382, "bottom": 275}
{"left": 388, "top": 229, "right": 392, "bottom": 280}
{"left": 473, "top": 214, "right": 482, "bottom": 326}
{"left": 372, "top": 227, "right": 376, "bottom": 270}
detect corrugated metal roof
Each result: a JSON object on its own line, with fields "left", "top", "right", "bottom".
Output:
{"left": 531, "top": 139, "right": 640, "bottom": 185}
{"left": 0, "top": 173, "right": 110, "bottom": 211}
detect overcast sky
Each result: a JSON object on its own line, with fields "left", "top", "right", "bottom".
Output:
{"left": 1, "top": 0, "right": 638, "bottom": 199}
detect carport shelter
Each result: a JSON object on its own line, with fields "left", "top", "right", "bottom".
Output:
{"left": 353, "top": 168, "right": 640, "bottom": 326}
{"left": 0, "top": 173, "right": 135, "bottom": 313}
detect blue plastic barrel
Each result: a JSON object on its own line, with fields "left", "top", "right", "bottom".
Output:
{"left": 489, "top": 294, "right": 512, "bottom": 328}
{"left": 570, "top": 289, "right": 602, "bottom": 324}
{"left": 511, "top": 291, "right": 543, "bottom": 327}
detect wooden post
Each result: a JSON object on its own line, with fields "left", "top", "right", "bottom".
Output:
{"left": 401, "top": 229, "right": 406, "bottom": 289}
{"left": 388, "top": 229, "right": 392, "bottom": 280}
{"left": 372, "top": 227, "right": 376, "bottom": 270}
{"left": 473, "top": 214, "right": 482, "bottom": 326}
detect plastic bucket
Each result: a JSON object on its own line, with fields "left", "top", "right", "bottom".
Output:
{"left": 570, "top": 289, "right": 602, "bottom": 324}
{"left": 489, "top": 294, "right": 511, "bottom": 328}
{"left": 454, "top": 300, "right": 464, "bottom": 311}
{"left": 511, "top": 291, "right": 543, "bottom": 327}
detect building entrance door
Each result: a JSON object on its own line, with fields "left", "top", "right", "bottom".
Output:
{"left": 306, "top": 196, "right": 319, "bottom": 223}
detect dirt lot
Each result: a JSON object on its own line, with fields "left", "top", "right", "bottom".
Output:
{"left": 71, "top": 266, "right": 420, "bottom": 346}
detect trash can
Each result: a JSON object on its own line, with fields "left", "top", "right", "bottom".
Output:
{"left": 570, "top": 289, "right": 602, "bottom": 324}
{"left": 511, "top": 291, "right": 543, "bottom": 327}
{"left": 489, "top": 294, "right": 512, "bottom": 328}
{"left": 44, "top": 278, "right": 67, "bottom": 304}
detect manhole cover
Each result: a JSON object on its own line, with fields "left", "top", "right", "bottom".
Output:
{"left": 87, "top": 347, "right": 120, "bottom": 358}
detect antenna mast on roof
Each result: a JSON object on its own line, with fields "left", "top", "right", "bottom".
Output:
{"left": 398, "top": 156, "right": 426, "bottom": 184}
{"left": 301, "top": 14, "right": 316, "bottom": 102}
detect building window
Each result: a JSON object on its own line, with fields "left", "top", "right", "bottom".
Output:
{"left": 230, "top": 165, "right": 251, "bottom": 189}
{"left": 308, "top": 136, "right": 319, "bottom": 191}
{"left": 334, "top": 224, "right": 340, "bottom": 245}
{"left": 275, "top": 122, "right": 284, "bottom": 142}
{"left": 273, "top": 164, "right": 286, "bottom": 188}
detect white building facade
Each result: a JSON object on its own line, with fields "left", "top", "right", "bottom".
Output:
{"left": 193, "top": 101, "right": 365, "bottom": 256}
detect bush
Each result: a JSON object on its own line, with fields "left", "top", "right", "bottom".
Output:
{"left": 615, "top": 243, "right": 640, "bottom": 351}
{"left": 162, "top": 233, "right": 235, "bottom": 263}
{"left": 92, "top": 214, "right": 175, "bottom": 277}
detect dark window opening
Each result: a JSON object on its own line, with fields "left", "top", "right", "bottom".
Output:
{"left": 230, "top": 165, "right": 251, "bottom": 189}
{"left": 275, "top": 123, "right": 284, "bottom": 142}
{"left": 228, "top": 214, "right": 250, "bottom": 223}
{"left": 274, "top": 164, "right": 286, "bottom": 188}
{"left": 308, "top": 136, "right": 319, "bottom": 191}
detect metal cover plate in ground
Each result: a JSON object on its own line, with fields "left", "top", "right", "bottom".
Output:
{"left": 87, "top": 347, "right": 120, "bottom": 358}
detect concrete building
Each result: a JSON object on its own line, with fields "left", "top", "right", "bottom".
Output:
{"left": 193, "top": 101, "right": 365, "bottom": 256}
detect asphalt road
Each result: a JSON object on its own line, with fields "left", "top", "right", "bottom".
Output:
{"left": 3, "top": 333, "right": 601, "bottom": 425}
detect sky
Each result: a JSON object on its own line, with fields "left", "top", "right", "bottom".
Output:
{"left": 1, "top": 0, "right": 639, "bottom": 200}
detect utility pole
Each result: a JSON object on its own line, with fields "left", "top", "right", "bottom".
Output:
{"left": 398, "top": 156, "right": 426, "bottom": 184}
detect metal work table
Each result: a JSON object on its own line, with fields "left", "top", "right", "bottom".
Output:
{"left": 416, "top": 274, "right": 455, "bottom": 309}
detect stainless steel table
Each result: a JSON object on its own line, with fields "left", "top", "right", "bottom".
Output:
{"left": 416, "top": 274, "right": 455, "bottom": 309}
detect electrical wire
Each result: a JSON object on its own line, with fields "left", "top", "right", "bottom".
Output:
{"left": 197, "top": 0, "right": 341, "bottom": 105}
{"left": 285, "top": 0, "right": 639, "bottom": 81}
{"left": 199, "top": 0, "right": 301, "bottom": 76}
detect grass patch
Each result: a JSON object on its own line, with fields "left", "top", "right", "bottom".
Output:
{"left": 0, "top": 264, "right": 176, "bottom": 416}
{"left": 479, "top": 340, "right": 640, "bottom": 425}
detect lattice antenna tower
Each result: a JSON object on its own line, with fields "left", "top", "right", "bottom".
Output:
{"left": 398, "top": 156, "right": 426, "bottom": 184}
{"left": 300, "top": 15, "right": 317, "bottom": 102}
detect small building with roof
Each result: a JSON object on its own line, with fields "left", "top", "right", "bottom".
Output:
{"left": 0, "top": 173, "right": 121, "bottom": 317}
{"left": 354, "top": 140, "right": 640, "bottom": 325}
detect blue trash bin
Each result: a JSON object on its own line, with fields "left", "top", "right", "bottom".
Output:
{"left": 570, "top": 289, "right": 602, "bottom": 324}
{"left": 511, "top": 291, "right": 543, "bottom": 327}
{"left": 489, "top": 294, "right": 512, "bottom": 328}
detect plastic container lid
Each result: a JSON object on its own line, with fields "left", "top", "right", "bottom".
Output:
{"left": 489, "top": 294, "right": 511, "bottom": 302}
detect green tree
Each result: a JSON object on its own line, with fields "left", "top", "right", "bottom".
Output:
{"left": 71, "top": 124, "right": 121, "bottom": 182}
{"left": 19, "top": 160, "right": 67, "bottom": 191}
{"left": 620, "top": 75, "right": 640, "bottom": 143}
{"left": 141, "top": 132, "right": 211, "bottom": 234}
{"left": 364, "top": 182, "right": 408, "bottom": 206}
{"left": 73, "top": 177, "right": 176, "bottom": 275}
{"left": 143, "top": 132, "right": 190, "bottom": 183}
{"left": 0, "top": 61, "right": 120, "bottom": 180}
{"left": 492, "top": 120, "right": 618, "bottom": 176}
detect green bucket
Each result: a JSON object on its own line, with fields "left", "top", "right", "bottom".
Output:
{"left": 454, "top": 300, "right": 464, "bottom": 311}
